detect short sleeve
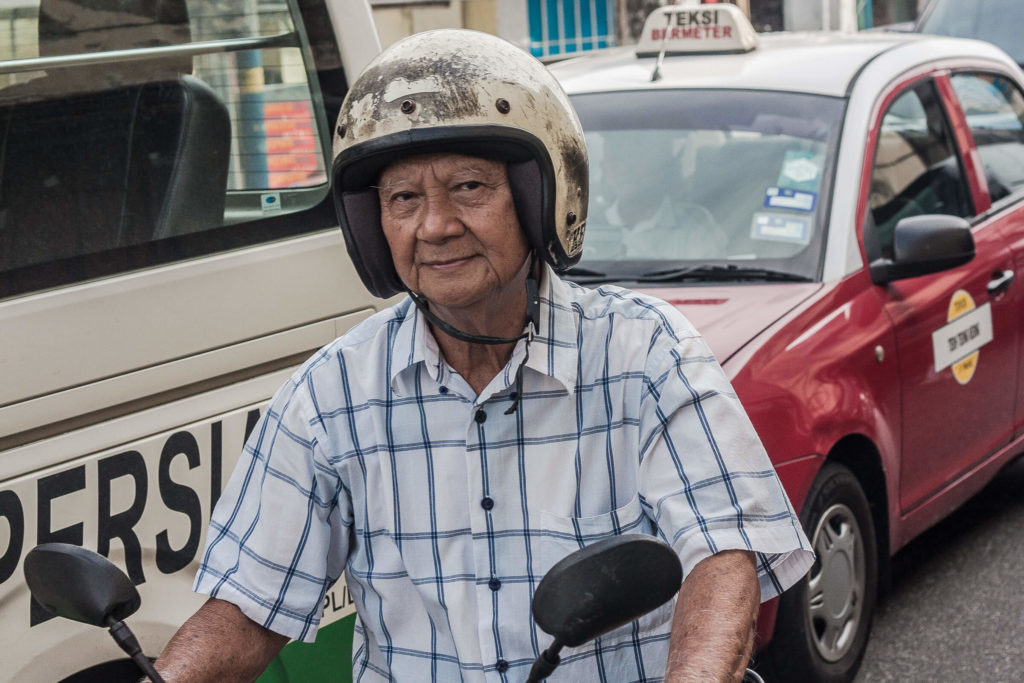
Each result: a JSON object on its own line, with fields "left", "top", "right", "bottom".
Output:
{"left": 638, "top": 320, "right": 813, "bottom": 600}
{"left": 194, "top": 369, "right": 349, "bottom": 642}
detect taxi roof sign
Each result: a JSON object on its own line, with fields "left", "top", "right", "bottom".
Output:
{"left": 636, "top": 4, "right": 759, "bottom": 57}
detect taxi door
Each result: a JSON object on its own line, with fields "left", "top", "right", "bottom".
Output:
{"left": 864, "top": 74, "right": 1018, "bottom": 514}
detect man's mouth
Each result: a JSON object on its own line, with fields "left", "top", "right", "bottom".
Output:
{"left": 422, "top": 256, "right": 473, "bottom": 268}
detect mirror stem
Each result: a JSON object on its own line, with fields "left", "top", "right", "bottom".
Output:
{"left": 106, "top": 616, "right": 166, "bottom": 683}
{"left": 526, "top": 637, "right": 564, "bottom": 682}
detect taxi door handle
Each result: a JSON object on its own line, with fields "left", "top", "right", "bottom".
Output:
{"left": 987, "top": 269, "right": 1015, "bottom": 297}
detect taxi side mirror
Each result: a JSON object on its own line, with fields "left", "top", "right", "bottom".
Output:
{"left": 869, "top": 214, "right": 975, "bottom": 284}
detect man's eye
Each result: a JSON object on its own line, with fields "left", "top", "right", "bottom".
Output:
{"left": 392, "top": 191, "right": 416, "bottom": 202}
{"left": 458, "top": 181, "right": 483, "bottom": 191}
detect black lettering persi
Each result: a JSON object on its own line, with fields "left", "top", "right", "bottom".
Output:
{"left": 211, "top": 420, "right": 223, "bottom": 511}
{"left": 97, "top": 451, "right": 148, "bottom": 586}
{"left": 32, "top": 466, "right": 86, "bottom": 625}
{"left": 157, "top": 432, "right": 203, "bottom": 575}
{"left": 0, "top": 490, "right": 24, "bottom": 584}
{"left": 243, "top": 407, "right": 262, "bottom": 444}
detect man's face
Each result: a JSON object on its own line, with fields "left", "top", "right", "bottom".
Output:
{"left": 378, "top": 153, "right": 529, "bottom": 315}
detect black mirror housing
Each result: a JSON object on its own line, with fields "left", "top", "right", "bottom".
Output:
{"left": 532, "top": 535, "right": 682, "bottom": 647}
{"left": 869, "top": 214, "right": 975, "bottom": 284}
{"left": 23, "top": 543, "right": 141, "bottom": 627}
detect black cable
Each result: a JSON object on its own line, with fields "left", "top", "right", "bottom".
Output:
{"left": 106, "top": 617, "right": 165, "bottom": 683}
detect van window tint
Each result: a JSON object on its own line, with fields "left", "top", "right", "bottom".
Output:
{"left": 950, "top": 72, "right": 1024, "bottom": 203}
{"left": 868, "top": 80, "right": 972, "bottom": 258}
{"left": 0, "top": 0, "right": 334, "bottom": 299}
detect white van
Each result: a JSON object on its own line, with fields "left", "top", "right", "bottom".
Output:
{"left": 0, "top": 0, "right": 382, "bottom": 678}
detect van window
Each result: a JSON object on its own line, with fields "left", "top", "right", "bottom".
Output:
{"left": 0, "top": 0, "right": 334, "bottom": 299}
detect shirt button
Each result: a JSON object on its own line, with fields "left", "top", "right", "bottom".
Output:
{"left": 474, "top": 409, "right": 487, "bottom": 424}
{"left": 481, "top": 496, "right": 494, "bottom": 511}
{"left": 496, "top": 659, "right": 509, "bottom": 673}
{"left": 488, "top": 577, "right": 501, "bottom": 591}
{"left": 439, "top": 385, "right": 448, "bottom": 394}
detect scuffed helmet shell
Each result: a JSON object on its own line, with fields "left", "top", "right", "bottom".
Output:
{"left": 331, "top": 29, "right": 588, "bottom": 298}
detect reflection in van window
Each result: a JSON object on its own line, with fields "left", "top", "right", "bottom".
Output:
{"left": 0, "top": 0, "right": 332, "bottom": 298}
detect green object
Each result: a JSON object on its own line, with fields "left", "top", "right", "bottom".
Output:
{"left": 258, "top": 615, "right": 356, "bottom": 682}
{"left": 858, "top": 0, "right": 873, "bottom": 29}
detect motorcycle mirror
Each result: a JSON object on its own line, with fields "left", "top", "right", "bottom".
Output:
{"left": 532, "top": 535, "right": 682, "bottom": 647}
{"left": 23, "top": 542, "right": 141, "bottom": 627}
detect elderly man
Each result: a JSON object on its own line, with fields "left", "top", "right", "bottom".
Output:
{"left": 153, "top": 29, "right": 812, "bottom": 682}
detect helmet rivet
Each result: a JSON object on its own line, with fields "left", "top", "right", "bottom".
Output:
{"left": 567, "top": 212, "right": 577, "bottom": 226}
{"left": 336, "top": 124, "right": 345, "bottom": 137}
{"left": 495, "top": 98, "right": 511, "bottom": 114}
{"left": 400, "top": 99, "right": 416, "bottom": 114}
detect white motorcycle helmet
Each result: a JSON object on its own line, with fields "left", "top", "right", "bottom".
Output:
{"left": 331, "top": 29, "right": 589, "bottom": 299}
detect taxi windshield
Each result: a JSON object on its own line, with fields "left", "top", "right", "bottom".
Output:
{"left": 570, "top": 89, "right": 844, "bottom": 283}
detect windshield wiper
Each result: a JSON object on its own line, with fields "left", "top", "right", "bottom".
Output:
{"left": 561, "top": 265, "right": 615, "bottom": 284}
{"left": 633, "top": 264, "right": 813, "bottom": 283}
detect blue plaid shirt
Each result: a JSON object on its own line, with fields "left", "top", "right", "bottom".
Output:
{"left": 195, "top": 267, "right": 812, "bottom": 682}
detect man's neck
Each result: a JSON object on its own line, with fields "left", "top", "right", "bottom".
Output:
{"left": 430, "top": 288, "right": 527, "bottom": 394}
{"left": 436, "top": 333, "right": 519, "bottom": 395}
{"left": 425, "top": 259, "right": 536, "bottom": 395}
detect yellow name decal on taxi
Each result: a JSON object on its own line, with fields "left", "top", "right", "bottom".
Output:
{"left": 930, "top": 289, "right": 993, "bottom": 384}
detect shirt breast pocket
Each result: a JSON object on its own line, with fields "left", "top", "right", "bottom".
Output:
{"left": 537, "top": 495, "right": 676, "bottom": 645}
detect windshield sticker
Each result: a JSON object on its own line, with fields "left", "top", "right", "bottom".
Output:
{"left": 764, "top": 187, "right": 817, "bottom": 212}
{"left": 777, "top": 151, "right": 824, "bottom": 191}
{"left": 751, "top": 212, "right": 811, "bottom": 244}
{"left": 931, "top": 290, "right": 993, "bottom": 384}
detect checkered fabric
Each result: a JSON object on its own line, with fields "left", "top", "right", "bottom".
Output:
{"left": 195, "top": 266, "right": 812, "bottom": 682}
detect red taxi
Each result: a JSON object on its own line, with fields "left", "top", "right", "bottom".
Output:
{"left": 549, "top": 5, "right": 1024, "bottom": 681}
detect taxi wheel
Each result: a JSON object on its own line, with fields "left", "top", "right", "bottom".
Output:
{"left": 760, "top": 462, "right": 878, "bottom": 683}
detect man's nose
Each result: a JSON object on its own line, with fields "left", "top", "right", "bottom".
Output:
{"left": 418, "top": 190, "right": 464, "bottom": 242}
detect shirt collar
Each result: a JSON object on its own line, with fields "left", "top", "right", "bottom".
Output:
{"left": 389, "top": 265, "right": 579, "bottom": 396}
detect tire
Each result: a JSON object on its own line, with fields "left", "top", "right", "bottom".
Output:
{"left": 759, "top": 462, "right": 878, "bottom": 683}
{"left": 59, "top": 658, "right": 147, "bottom": 682}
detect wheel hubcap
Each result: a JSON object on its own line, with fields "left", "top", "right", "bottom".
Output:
{"left": 805, "top": 502, "right": 865, "bottom": 663}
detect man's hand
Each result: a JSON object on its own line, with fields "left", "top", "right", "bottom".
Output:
{"left": 665, "top": 549, "right": 760, "bottom": 682}
{"left": 151, "top": 597, "right": 289, "bottom": 682}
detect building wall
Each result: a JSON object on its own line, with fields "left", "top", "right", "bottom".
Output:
{"left": 372, "top": 0, "right": 505, "bottom": 48}
{"left": 371, "top": 0, "right": 931, "bottom": 52}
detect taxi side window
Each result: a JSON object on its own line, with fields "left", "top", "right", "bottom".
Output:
{"left": 0, "top": 0, "right": 335, "bottom": 300}
{"left": 950, "top": 72, "right": 1024, "bottom": 204}
{"left": 868, "top": 80, "right": 972, "bottom": 258}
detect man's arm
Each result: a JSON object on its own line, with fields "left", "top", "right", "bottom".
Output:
{"left": 152, "top": 597, "right": 289, "bottom": 682}
{"left": 665, "top": 549, "right": 760, "bottom": 683}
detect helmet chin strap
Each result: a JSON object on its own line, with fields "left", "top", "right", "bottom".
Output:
{"left": 407, "top": 253, "right": 540, "bottom": 413}
{"left": 407, "top": 253, "right": 540, "bottom": 346}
